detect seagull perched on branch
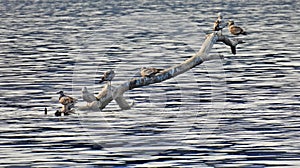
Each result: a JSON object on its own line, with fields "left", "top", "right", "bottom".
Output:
{"left": 140, "top": 67, "right": 163, "bottom": 78}
{"left": 228, "top": 20, "right": 247, "bottom": 35}
{"left": 98, "top": 70, "right": 115, "bottom": 87}
{"left": 82, "top": 87, "right": 98, "bottom": 105}
{"left": 213, "top": 13, "right": 225, "bottom": 35}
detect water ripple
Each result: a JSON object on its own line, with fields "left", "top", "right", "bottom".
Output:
{"left": 0, "top": 0, "right": 299, "bottom": 167}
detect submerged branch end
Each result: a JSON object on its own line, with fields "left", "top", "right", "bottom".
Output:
{"left": 216, "top": 35, "right": 245, "bottom": 55}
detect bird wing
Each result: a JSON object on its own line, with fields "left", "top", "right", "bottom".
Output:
{"left": 107, "top": 72, "right": 115, "bottom": 81}
{"left": 59, "top": 96, "right": 77, "bottom": 105}
{"left": 140, "top": 69, "right": 149, "bottom": 77}
{"left": 219, "top": 21, "right": 226, "bottom": 29}
{"left": 141, "top": 67, "right": 163, "bottom": 77}
{"left": 146, "top": 68, "right": 156, "bottom": 76}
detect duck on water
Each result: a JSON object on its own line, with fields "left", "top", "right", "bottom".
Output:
{"left": 228, "top": 20, "right": 247, "bottom": 35}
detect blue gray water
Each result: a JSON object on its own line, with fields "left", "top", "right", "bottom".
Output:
{"left": 1, "top": 0, "right": 300, "bottom": 167}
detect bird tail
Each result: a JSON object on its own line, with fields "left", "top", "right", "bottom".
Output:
{"left": 98, "top": 77, "right": 105, "bottom": 84}
{"left": 242, "top": 31, "right": 247, "bottom": 35}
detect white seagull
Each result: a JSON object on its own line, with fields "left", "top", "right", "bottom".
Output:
{"left": 228, "top": 20, "right": 247, "bottom": 35}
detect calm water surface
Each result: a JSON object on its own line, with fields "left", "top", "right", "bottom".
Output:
{"left": 0, "top": 0, "right": 300, "bottom": 167}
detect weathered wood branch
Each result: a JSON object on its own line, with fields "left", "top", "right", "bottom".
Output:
{"left": 80, "top": 32, "right": 244, "bottom": 111}
{"left": 217, "top": 35, "right": 245, "bottom": 55}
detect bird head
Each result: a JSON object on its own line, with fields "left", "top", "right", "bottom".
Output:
{"left": 56, "top": 90, "right": 64, "bottom": 95}
{"left": 105, "top": 69, "right": 114, "bottom": 75}
{"left": 218, "top": 12, "right": 222, "bottom": 19}
{"left": 228, "top": 20, "right": 234, "bottom": 26}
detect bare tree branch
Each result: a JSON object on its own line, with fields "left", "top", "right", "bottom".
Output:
{"left": 79, "top": 32, "right": 244, "bottom": 111}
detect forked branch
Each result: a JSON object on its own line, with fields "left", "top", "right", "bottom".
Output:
{"left": 80, "top": 32, "right": 244, "bottom": 111}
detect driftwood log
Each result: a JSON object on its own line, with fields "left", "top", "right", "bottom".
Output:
{"left": 79, "top": 32, "right": 244, "bottom": 111}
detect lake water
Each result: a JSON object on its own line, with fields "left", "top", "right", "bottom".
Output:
{"left": 1, "top": 0, "right": 300, "bottom": 167}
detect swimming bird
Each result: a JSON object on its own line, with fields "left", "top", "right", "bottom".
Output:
{"left": 98, "top": 70, "right": 115, "bottom": 87}
{"left": 140, "top": 67, "right": 163, "bottom": 78}
{"left": 213, "top": 12, "right": 225, "bottom": 35}
{"left": 228, "top": 20, "right": 247, "bottom": 35}
{"left": 82, "top": 87, "right": 98, "bottom": 105}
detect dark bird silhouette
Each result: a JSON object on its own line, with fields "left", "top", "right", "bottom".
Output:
{"left": 44, "top": 107, "right": 47, "bottom": 115}
{"left": 228, "top": 20, "right": 247, "bottom": 35}
{"left": 140, "top": 67, "right": 163, "bottom": 78}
